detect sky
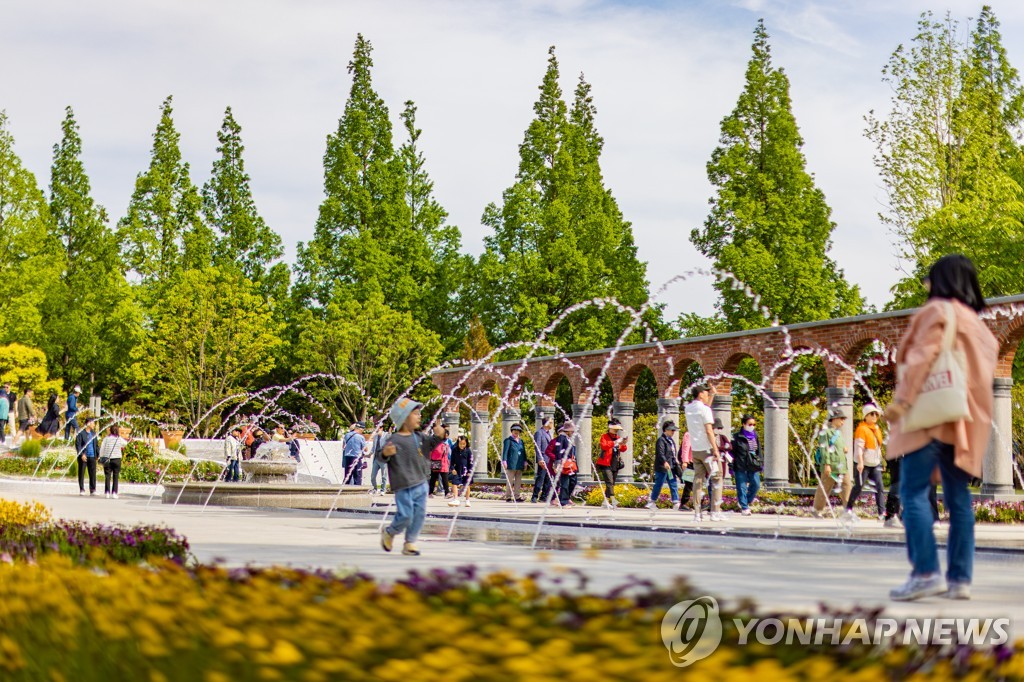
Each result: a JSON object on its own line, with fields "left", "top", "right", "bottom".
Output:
{"left": 3, "top": 0, "right": 1024, "bottom": 320}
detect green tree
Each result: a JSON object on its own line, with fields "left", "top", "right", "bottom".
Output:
{"left": 128, "top": 267, "right": 283, "bottom": 435}
{"left": 0, "top": 111, "right": 63, "bottom": 346}
{"left": 476, "top": 48, "right": 654, "bottom": 352}
{"left": 866, "top": 8, "right": 1024, "bottom": 307}
{"left": 692, "top": 21, "right": 862, "bottom": 329}
{"left": 461, "top": 314, "right": 492, "bottom": 360}
{"left": 293, "top": 292, "right": 442, "bottom": 422}
{"left": 201, "top": 106, "right": 286, "bottom": 297}
{"left": 0, "top": 343, "right": 62, "bottom": 396}
{"left": 42, "top": 106, "right": 141, "bottom": 393}
{"left": 295, "top": 34, "right": 411, "bottom": 310}
{"left": 118, "top": 96, "right": 212, "bottom": 290}
{"left": 398, "top": 100, "right": 468, "bottom": 347}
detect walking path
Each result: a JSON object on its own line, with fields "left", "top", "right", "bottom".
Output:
{"left": 3, "top": 478, "right": 1024, "bottom": 632}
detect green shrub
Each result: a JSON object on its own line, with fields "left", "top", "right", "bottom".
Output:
{"left": 122, "top": 440, "right": 155, "bottom": 464}
{"left": 18, "top": 440, "right": 41, "bottom": 459}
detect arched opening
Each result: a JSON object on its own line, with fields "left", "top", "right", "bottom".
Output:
{"left": 554, "top": 376, "right": 574, "bottom": 427}
{"left": 590, "top": 375, "right": 615, "bottom": 414}
{"left": 721, "top": 353, "right": 764, "bottom": 432}
{"left": 634, "top": 367, "right": 659, "bottom": 415}
{"left": 785, "top": 350, "right": 828, "bottom": 487}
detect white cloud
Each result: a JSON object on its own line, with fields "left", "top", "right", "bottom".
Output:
{"left": 2, "top": 0, "right": 1024, "bottom": 325}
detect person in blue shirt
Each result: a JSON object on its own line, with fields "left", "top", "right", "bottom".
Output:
{"left": 501, "top": 423, "right": 527, "bottom": 502}
{"left": 74, "top": 417, "right": 99, "bottom": 495}
{"left": 342, "top": 421, "right": 367, "bottom": 485}
{"left": 64, "top": 385, "right": 82, "bottom": 440}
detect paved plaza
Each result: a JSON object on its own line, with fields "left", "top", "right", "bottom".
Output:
{"left": 3, "top": 478, "right": 1024, "bottom": 630}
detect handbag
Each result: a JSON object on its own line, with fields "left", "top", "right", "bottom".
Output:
{"left": 900, "top": 301, "right": 971, "bottom": 432}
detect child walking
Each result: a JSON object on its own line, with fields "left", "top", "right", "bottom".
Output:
{"left": 379, "top": 398, "right": 445, "bottom": 556}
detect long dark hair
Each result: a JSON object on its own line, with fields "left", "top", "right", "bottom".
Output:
{"left": 926, "top": 254, "right": 985, "bottom": 312}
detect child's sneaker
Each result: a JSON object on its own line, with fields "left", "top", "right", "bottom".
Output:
{"left": 380, "top": 528, "right": 394, "bottom": 553}
{"left": 402, "top": 542, "right": 421, "bottom": 556}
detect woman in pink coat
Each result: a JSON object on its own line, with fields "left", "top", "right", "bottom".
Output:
{"left": 885, "top": 255, "right": 997, "bottom": 602}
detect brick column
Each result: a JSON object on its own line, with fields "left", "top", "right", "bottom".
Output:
{"left": 826, "top": 387, "right": 854, "bottom": 501}
{"left": 611, "top": 401, "right": 635, "bottom": 481}
{"left": 470, "top": 411, "right": 490, "bottom": 478}
{"left": 982, "top": 377, "right": 1014, "bottom": 496}
{"left": 763, "top": 390, "right": 790, "bottom": 488}
{"left": 571, "top": 403, "right": 593, "bottom": 481}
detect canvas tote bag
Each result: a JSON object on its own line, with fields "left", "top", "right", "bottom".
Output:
{"left": 900, "top": 301, "right": 972, "bottom": 432}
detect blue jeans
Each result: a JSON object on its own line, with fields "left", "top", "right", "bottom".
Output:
{"left": 531, "top": 467, "right": 551, "bottom": 502}
{"left": 900, "top": 440, "right": 974, "bottom": 583}
{"left": 226, "top": 459, "right": 240, "bottom": 482}
{"left": 343, "top": 457, "right": 363, "bottom": 485}
{"left": 64, "top": 415, "right": 79, "bottom": 440}
{"left": 558, "top": 473, "right": 577, "bottom": 505}
{"left": 734, "top": 469, "right": 761, "bottom": 509}
{"left": 650, "top": 469, "right": 679, "bottom": 503}
{"left": 387, "top": 481, "right": 428, "bottom": 543}
{"left": 370, "top": 457, "right": 388, "bottom": 491}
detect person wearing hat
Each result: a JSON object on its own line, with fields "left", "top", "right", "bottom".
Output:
{"left": 501, "top": 422, "right": 527, "bottom": 502}
{"left": 596, "top": 419, "right": 627, "bottom": 505}
{"left": 812, "top": 409, "right": 850, "bottom": 516}
{"left": 843, "top": 403, "right": 887, "bottom": 522}
{"left": 647, "top": 420, "right": 682, "bottom": 510}
{"left": 63, "top": 385, "right": 82, "bottom": 440}
{"left": 547, "top": 421, "right": 579, "bottom": 506}
{"left": 379, "top": 398, "right": 446, "bottom": 556}
{"left": 685, "top": 384, "right": 723, "bottom": 521}
{"left": 531, "top": 417, "right": 555, "bottom": 503}
{"left": 731, "top": 415, "right": 763, "bottom": 515}
{"left": 342, "top": 421, "right": 367, "bottom": 485}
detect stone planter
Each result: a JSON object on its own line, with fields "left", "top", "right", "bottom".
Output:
{"left": 161, "top": 429, "right": 184, "bottom": 450}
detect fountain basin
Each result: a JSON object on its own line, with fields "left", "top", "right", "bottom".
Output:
{"left": 241, "top": 459, "right": 298, "bottom": 483}
{"left": 161, "top": 482, "right": 372, "bottom": 510}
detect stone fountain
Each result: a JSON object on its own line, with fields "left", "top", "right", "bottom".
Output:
{"left": 161, "top": 442, "right": 371, "bottom": 510}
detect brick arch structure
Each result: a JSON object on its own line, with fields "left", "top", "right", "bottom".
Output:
{"left": 433, "top": 294, "right": 1024, "bottom": 490}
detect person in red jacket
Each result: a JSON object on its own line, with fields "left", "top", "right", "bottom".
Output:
{"left": 596, "top": 419, "right": 627, "bottom": 507}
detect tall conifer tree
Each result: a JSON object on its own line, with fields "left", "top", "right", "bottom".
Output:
{"left": 692, "top": 21, "right": 861, "bottom": 329}
{"left": 867, "top": 7, "right": 1024, "bottom": 305}
{"left": 476, "top": 48, "right": 653, "bottom": 352}
{"left": 0, "top": 111, "right": 62, "bottom": 346}
{"left": 118, "top": 96, "right": 211, "bottom": 290}
{"left": 43, "top": 106, "right": 139, "bottom": 390}
{"left": 202, "top": 106, "right": 284, "bottom": 288}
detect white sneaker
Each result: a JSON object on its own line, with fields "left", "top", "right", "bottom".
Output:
{"left": 79, "top": 490, "right": 85, "bottom": 496}
{"left": 465, "top": 499, "right": 472, "bottom": 508}
{"left": 890, "top": 573, "right": 945, "bottom": 601}
{"left": 709, "top": 512, "right": 725, "bottom": 522}
{"left": 843, "top": 509, "right": 858, "bottom": 523}
{"left": 883, "top": 516, "right": 902, "bottom": 529}
{"left": 602, "top": 501, "right": 612, "bottom": 510}
{"left": 610, "top": 498, "right": 619, "bottom": 508}
{"left": 112, "top": 493, "right": 118, "bottom": 499}
{"left": 104, "top": 493, "right": 110, "bottom": 499}
{"left": 671, "top": 501, "right": 681, "bottom": 510}
{"left": 944, "top": 582, "right": 971, "bottom": 600}
{"left": 740, "top": 509, "right": 752, "bottom": 516}
{"left": 447, "top": 498, "right": 461, "bottom": 507}
{"left": 645, "top": 501, "right": 656, "bottom": 510}
{"left": 693, "top": 511, "right": 703, "bottom": 523}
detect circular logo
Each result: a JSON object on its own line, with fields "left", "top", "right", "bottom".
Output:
{"left": 660, "top": 596, "right": 723, "bottom": 667}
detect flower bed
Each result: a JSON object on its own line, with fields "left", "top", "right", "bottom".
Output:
{"left": 0, "top": 451, "right": 223, "bottom": 484}
{"left": 0, "top": 499, "right": 190, "bottom": 565}
{"left": 0, "top": 560, "right": 1021, "bottom": 680}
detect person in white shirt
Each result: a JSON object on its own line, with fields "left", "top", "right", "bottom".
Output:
{"left": 684, "top": 384, "right": 723, "bottom": 521}
{"left": 224, "top": 427, "right": 242, "bottom": 482}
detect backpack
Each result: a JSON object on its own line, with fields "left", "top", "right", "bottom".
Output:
{"left": 430, "top": 441, "right": 450, "bottom": 472}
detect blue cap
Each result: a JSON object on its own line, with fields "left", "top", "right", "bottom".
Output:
{"left": 389, "top": 398, "right": 423, "bottom": 430}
